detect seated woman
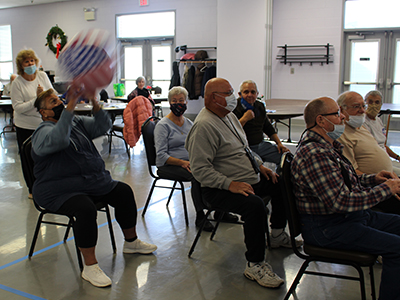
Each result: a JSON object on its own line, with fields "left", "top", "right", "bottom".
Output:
{"left": 32, "top": 85, "right": 157, "bottom": 288}
{"left": 154, "top": 87, "right": 237, "bottom": 231}
{"left": 127, "top": 76, "right": 155, "bottom": 108}
{"left": 363, "top": 90, "right": 400, "bottom": 176}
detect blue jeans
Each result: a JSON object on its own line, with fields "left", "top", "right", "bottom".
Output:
{"left": 301, "top": 210, "right": 400, "bottom": 300}
{"left": 250, "top": 141, "right": 281, "bottom": 165}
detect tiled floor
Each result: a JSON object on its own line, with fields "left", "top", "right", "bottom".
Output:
{"left": 0, "top": 114, "right": 387, "bottom": 300}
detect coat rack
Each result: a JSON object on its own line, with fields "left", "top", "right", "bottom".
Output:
{"left": 175, "top": 45, "right": 217, "bottom": 54}
{"left": 276, "top": 43, "right": 333, "bottom": 66}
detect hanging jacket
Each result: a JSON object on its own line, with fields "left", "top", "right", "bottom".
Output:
{"left": 201, "top": 65, "right": 217, "bottom": 97}
{"left": 123, "top": 96, "right": 153, "bottom": 147}
{"left": 194, "top": 63, "right": 205, "bottom": 99}
{"left": 169, "top": 61, "right": 180, "bottom": 89}
{"left": 185, "top": 65, "right": 196, "bottom": 100}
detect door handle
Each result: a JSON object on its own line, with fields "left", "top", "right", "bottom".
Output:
{"left": 387, "top": 78, "right": 393, "bottom": 90}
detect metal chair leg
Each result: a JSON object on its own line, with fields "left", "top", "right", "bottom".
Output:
{"left": 104, "top": 206, "right": 117, "bottom": 253}
{"left": 178, "top": 181, "right": 189, "bottom": 226}
{"left": 166, "top": 181, "right": 177, "bottom": 206}
{"left": 188, "top": 209, "right": 213, "bottom": 257}
{"left": 142, "top": 179, "right": 158, "bottom": 216}
{"left": 29, "top": 213, "right": 45, "bottom": 258}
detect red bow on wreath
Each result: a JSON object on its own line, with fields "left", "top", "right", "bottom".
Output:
{"left": 56, "top": 43, "right": 61, "bottom": 59}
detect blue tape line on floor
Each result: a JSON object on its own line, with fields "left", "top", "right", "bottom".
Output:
{"left": 0, "top": 284, "right": 47, "bottom": 300}
{"left": 0, "top": 187, "right": 190, "bottom": 299}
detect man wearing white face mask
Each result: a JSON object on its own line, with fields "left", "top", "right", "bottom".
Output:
{"left": 293, "top": 96, "right": 400, "bottom": 300}
{"left": 363, "top": 90, "right": 400, "bottom": 176}
{"left": 337, "top": 91, "right": 393, "bottom": 176}
{"left": 186, "top": 78, "right": 294, "bottom": 289}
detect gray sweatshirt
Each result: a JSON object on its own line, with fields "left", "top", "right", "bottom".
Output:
{"left": 185, "top": 108, "right": 260, "bottom": 190}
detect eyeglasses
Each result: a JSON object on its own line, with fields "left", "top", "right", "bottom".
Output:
{"left": 343, "top": 104, "right": 367, "bottom": 110}
{"left": 320, "top": 111, "right": 341, "bottom": 118}
{"left": 213, "top": 90, "right": 234, "bottom": 98}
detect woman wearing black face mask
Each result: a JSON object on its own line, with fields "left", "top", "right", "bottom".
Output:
{"left": 154, "top": 87, "right": 238, "bottom": 231}
{"left": 31, "top": 86, "right": 157, "bottom": 287}
{"left": 11, "top": 49, "right": 53, "bottom": 199}
{"left": 154, "top": 87, "right": 211, "bottom": 229}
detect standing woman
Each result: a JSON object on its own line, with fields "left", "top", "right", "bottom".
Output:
{"left": 11, "top": 49, "right": 53, "bottom": 198}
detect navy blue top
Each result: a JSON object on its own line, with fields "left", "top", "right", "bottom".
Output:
{"left": 31, "top": 109, "right": 117, "bottom": 211}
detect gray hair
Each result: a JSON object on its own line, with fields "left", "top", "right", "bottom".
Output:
{"left": 168, "top": 86, "right": 188, "bottom": 103}
{"left": 364, "top": 90, "right": 382, "bottom": 102}
{"left": 336, "top": 91, "right": 351, "bottom": 107}
{"left": 239, "top": 80, "right": 258, "bottom": 93}
{"left": 136, "top": 76, "right": 145, "bottom": 85}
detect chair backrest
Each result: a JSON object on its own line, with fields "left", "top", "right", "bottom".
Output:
{"left": 100, "top": 89, "right": 109, "bottom": 101}
{"left": 141, "top": 116, "right": 161, "bottom": 175}
{"left": 21, "top": 136, "right": 35, "bottom": 191}
{"left": 153, "top": 86, "right": 162, "bottom": 94}
{"left": 279, "top": 152, "right": 303, "bottom": 242}
{"left": 21, "top": 136, "right": 45, "bottom": 212}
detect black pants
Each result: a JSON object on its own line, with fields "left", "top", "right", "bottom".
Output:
{"left": 55, "top": 182, "right": 137, "bottom": 248}
{"left": 202, "top": 176, "right": 286, "bottom": 262}
{"left": 16, "top": 126, "right": 35, "bottom": 193}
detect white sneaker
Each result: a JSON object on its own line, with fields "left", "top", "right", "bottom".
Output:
{"left": 244, "top": 262, "right": 284, "bottom": 288}
{"left": 81, "top": 264, "right": 112, "bottom": 287}
{"left": 123, "top": 239, "right": 157, "bottom": 254}
{"left": 270, "top": 231, "right": 303, "bottom": 248}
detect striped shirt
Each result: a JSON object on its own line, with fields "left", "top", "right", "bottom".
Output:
{"left": 291, "top": 130, "right": 391, "bottom": 215}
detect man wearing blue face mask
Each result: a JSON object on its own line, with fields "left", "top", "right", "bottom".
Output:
{"left": 233, "top": 80, "right": 289, "bottom": 166}
{"left": 293, "top": 96, "right": 400, "bottom": 300}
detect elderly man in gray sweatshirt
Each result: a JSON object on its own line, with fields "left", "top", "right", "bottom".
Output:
{"left": 185, "top": 78, "right": 295, "bottom": 289}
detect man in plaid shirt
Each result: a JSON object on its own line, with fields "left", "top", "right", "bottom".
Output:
{"left": 292, "top": 96, "right": 400, "bottom": 300}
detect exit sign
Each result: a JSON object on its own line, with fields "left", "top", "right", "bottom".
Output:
{"left": 139, "top": 0, "right": 149, "bottom": 6}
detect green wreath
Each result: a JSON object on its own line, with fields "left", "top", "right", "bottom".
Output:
{"left": 45, "top": 25, "right": 67, "bottom": 56}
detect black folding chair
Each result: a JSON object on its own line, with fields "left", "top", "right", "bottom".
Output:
{"left": 141, "top": 116, "right": 189, "bottom": 226}
{"left": 22, "top": 137, "right": 117, "bottom": 271}
{"left": 280, "top": 152, "right": 376, "bottom": 300}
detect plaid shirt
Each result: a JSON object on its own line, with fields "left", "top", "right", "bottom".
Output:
{"left": 291, "top": 130, "right": 391, "bottom": 215}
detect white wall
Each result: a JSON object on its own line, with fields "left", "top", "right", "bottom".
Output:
{"left": 0, "top": 0, "right": 346, "bottom": 105}
{"left": 271, "top": 0, "right": 344, "bottom": 100}
{"left": 217, "top": 0, "right": 268, "bottom": 95}
{"left": 0, "top": 0, "right": 217, "bottom": 97}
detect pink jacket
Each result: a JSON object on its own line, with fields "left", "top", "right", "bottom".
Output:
{"left": 123, "top": 96, "right": 153, "bottom": 147}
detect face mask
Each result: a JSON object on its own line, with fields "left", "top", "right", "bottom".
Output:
{"left": 24, "top": 65, "right": 37, "bottom": 75}
{"left": 216, "top": 93, "right": 237, "bottom": 112}
{"left": 51, "top": 103, "right": 64, "bottom": 120}
{"left": 323, "top": 117, "right": 345, "bottom": 140}
{"left": 170, "top": 103, "right": 187, "bottom": 117}
{"left": 346, "top": 114, "right": 365, "bottom": 128}
{"left": 241, "top": 97, "right": 254, "bottom": 111}
{"left": 366, "top": 103, "right": 382, "bottom": 118}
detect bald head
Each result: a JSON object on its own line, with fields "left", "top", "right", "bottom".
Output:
{"left": 337, "top": 91, "right": 363, "bottom": 107}
{"left": 204, "top": 77, "right": 234, "bottom": 117}
{"left": 304, "top": 97, "right": 337, "bottom": 128}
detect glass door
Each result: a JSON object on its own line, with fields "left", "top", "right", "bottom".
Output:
{"left": 343, "top": 30, "right": 400, "bottom": 104}
{"left": 120, "top": 40, "right": 172, "bottom": 97}
{"left": 123, "top": 46, "right": 143, "bottom": 94}
{"left": 152, "top": 44, "right": 172, "bottom": 95}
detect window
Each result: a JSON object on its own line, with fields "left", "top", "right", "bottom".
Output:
{"left": 0, "top": 25, "right": 13, "bottom": 80}
{"left": 345, "top": 0, "right": 400, "bottom": 29}
{"left": 116, "top": 11, "right": 175, "bottom": 39}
